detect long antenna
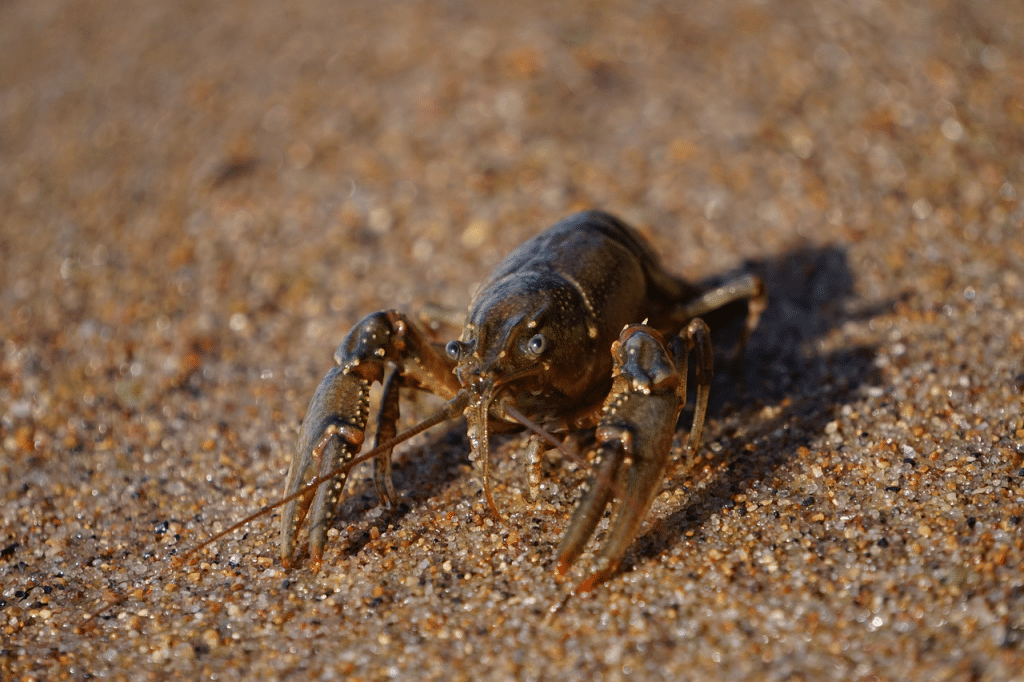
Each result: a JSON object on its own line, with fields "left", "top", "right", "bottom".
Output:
{"left": 503, "top": 404, "right": 626, "bottom": 501}
{"left": 180, "top": 390, "right": 470, "bottom": 564}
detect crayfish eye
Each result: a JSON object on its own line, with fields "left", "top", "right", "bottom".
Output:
{"left": 525, "top": 333, "right": 547, "bottom": 358}
{"left": 445, "top": 340, "right": 462, "bottom": 361}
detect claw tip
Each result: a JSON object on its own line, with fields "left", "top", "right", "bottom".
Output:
{"left": 576, "top": 574, "right": 601, "bottom": 594}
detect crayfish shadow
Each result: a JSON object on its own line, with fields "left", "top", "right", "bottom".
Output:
{"left": 620, "top": 241, "right": 894, "bottom": 578}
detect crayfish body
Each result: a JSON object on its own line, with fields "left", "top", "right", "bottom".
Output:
{"left": 281, "top": 210, "right": 765, "bottom": 591}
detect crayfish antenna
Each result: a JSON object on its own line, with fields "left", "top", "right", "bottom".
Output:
{"left": 181, "top": 391, "right": 470, "bottom": 566}
{"left": 503, "top": 405, "right": 576, "bottom": 469}
{"left": 504, "top": 404, "right": 629, "bottom": 513}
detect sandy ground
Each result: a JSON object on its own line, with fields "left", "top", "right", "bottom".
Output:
{"left": 2, "top": 0, "right": 1023, "bottom": 680}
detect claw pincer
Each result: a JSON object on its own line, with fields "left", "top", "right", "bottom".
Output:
{"left": 281, "top": 311, "right": 460, "bottom": 568}
{"left": 280, "top": 315, "right": 390, "bottom": 568}
{"left": 557, "top": 321, "right": 711, "bottom": 591}
{"left": 280, "top": 363, "right": 369, "bottom": 568}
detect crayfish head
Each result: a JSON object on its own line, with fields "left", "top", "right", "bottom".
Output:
{"left": 446, "top": 272, "right": 607, "bottom": 427}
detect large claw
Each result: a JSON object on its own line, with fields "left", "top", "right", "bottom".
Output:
{"left": 280, "top": 310, "right": 461, "bottom": 569}
{"left": 556, "top": 320, "right": 712, "bottom": 592}
{"left": 280, "top": 363, "right": 371, "bottom": 569}
{"left": 280, "top": 311, "right": 400, "bottom": 569}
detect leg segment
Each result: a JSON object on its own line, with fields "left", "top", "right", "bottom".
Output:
{"left": 524, "top": 435, "right": 546, "bottom": 501}
{"left": 372, "top": 365, "right": 401, "bottom": 508}
{"left": 678, "top": 273, "right": 766, "bottom": 363}
{"left": 677, "top": 318, "right": 713, "bottom": 470}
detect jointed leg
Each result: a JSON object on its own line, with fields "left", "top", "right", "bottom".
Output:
{"left": 676, "top": 318, "right": 713, "bottom": 470}
{"left": 523, "top": 435, "right": 546, "bottom": 501}
{"left": 372, "top": 365, "right": 402, "bottom": 508}
{"left": 678, "top": 273, "right": 765, "bottom": 363}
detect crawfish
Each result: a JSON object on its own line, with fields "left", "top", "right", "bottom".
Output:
{"left": 264, "top": 210, "right": 765, "bottom": 591}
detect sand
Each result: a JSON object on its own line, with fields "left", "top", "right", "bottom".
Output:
{"left": 2, "top": 0, "right": 1022, "bottom": 679}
